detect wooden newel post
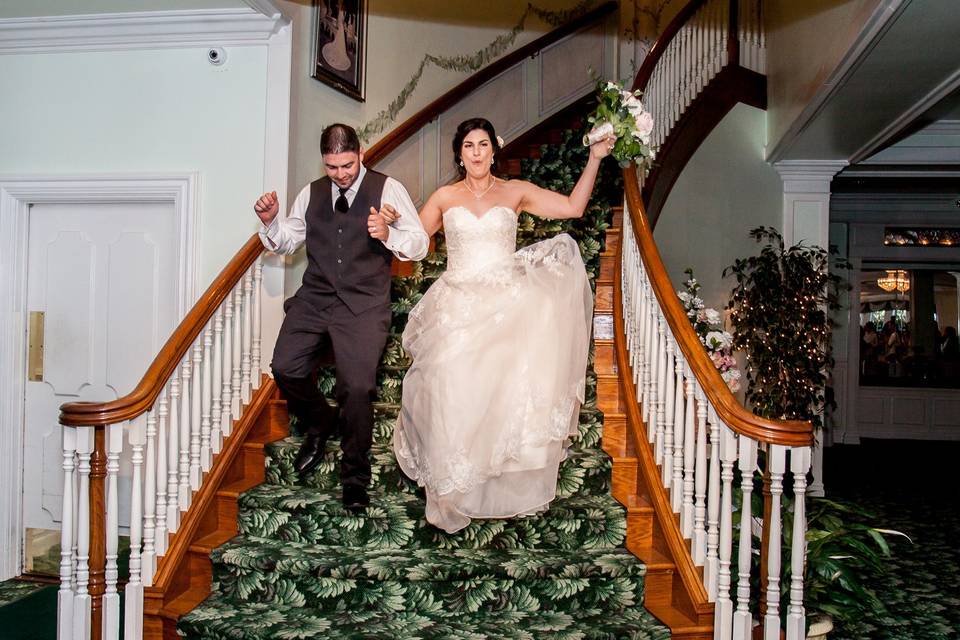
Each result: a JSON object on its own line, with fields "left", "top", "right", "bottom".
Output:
{"left": 727, "top": 0, "right": 740, "bottom": 66}
{"left": 89, "top": 425, "right": 106, "bottom": 640}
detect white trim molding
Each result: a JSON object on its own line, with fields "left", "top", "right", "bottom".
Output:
{"left": 774, "top": 160, "right": 847, "bottom": 249}
{"left": 0, "top": 173, "right": 199, "bottom": 580}
{"left": 0, "top": 8, "right": 288, "bottom": 55}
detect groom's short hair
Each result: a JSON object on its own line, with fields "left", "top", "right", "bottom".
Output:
{"left": 321, "top": 123, "right": 361, "bottom": 155}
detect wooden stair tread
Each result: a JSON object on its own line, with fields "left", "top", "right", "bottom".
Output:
{"left": 218, "top": 477, "right": 259, "bottom": 498}
{"left": 190, "top": 530, "right": 236, "bottom": 555}
{"left": 159, "top": 589, "right": 210, "bottom": 620}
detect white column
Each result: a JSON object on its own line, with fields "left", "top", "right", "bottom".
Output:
{"left": 774, "top": 160, "right": 846, "bottom": 498}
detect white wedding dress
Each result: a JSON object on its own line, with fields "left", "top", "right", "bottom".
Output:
{"left": 393, "top": 206, "right": 593, "bottom": 533}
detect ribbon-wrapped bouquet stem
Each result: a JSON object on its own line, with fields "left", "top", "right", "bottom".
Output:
{"left": 584, "top": 79, "right": 655, "bottom": 169}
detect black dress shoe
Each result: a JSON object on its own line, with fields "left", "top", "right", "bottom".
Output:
{"left": 342, "top": 484, "right": 369, "bottom": 513}
{"left": 294, "top": 432, "right": 327, "bottom": 478}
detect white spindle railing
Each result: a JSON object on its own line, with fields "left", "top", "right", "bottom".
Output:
{"left": 637, "top": 0, "right": 765, "bottom": 191}
{"left": 57, "top": 256, "right": 264, "bottom": 640}
{"left": 620, "top": 215, "right": 813, "bottom": 639}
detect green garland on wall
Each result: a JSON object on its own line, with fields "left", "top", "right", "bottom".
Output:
{"left": 356, "top": 0, "right": 597, "bottom": 142}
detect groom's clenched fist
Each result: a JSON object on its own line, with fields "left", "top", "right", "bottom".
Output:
{"left": 254, "top": 190, "right": 280, "bottom": 225}
{"left": 367, "top": 205, "right": 393, "bottom": 240}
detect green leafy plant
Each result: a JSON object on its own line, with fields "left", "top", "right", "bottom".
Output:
{"left": 723, "top": 227, "right": 847, "bottom": 429}
{"left": 785, "top": 497, "right": 909, "bottom": 630}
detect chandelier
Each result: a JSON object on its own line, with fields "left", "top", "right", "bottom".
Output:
{"left": 877, "top": 269, "right": 910, "bottom": 293}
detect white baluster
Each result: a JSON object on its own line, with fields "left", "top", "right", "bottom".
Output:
{"left": 671, "top": 354, "right": 686, "bottom": 513}
{"left": 764, "top": 444, "right": 787, "bottom": 640}
{"left": 126, "top": 419, "right": 146, "bottom": 640}
{"left": 190, "top": 341, "right": 202, "bottom": 490}
{"left": 156, "top": 382, "right": 176, "bottom": 552}
{"left": 167, "top": 376, "right": 181, "bottom": 532}
{"left": 58, "top": 427, "right": 77, "bottom": 640}
{"left": 222, "top": 296, "right": 234, "bottom": 437}
{"left": 179, "top": 355, "right": 192, "bottom": 508}
{"left": 706, "top": 405, "right": 722, "bottom": 598}
{"left": 693, "top": 385, "right": 708, "bottom": 565}
{"left": 715, "top": 423, "right": 738, "bottom": 640}
{"left": 786, "top": 447, "right": 812, "bottom": 640}
{"left": 252, "top": 258, "right": 263, "bottom": 389}
{"left": 645, "top": 283, "right": 658, "bottom": 438}
{"left": 73, "top": 426, "right": 94, "bottom": 640}
{"left": 201, "top": 328, "right": 213, "bottom": 470}
{"left": 733, "top": 437, "right": 758, "bottom": 640}
{"left": 681, "top": 370, "right": 696, "bottom": 537}
{"left": 102, "top": 423, "right": 123, "bottom": 640}
{"left": 212, "top": 309, "right": 224, "bottom": 454}
{"left": 810, "top": 426, "right": 825, "bottom": 497}
{"left": 241, "top": 270, "right": 253, "bottom": 403}
{"left": 662, "top": 333, "right": 676, "bottom": 488}
{"left": 638, "top": 274, "right": 649, "bottom": 409}
{"left": 143, "top": 400, "right": 158, "bottom": 580}
{"left": 654, "top": 313, "right": 667, "bottom": 464}
{"left": 231, "top": 287, "right": 243, "bottom": 418}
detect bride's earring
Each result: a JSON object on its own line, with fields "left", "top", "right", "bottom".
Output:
{"left": 490, "top": 158, "right": 495, "bottom": 165}
{"left": 459, "top": 160, "right": 464, "bottom": 167}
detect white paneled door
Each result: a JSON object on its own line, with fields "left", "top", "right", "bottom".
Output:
{"left": 23, "top": 201, "right": 179, "bottom": 553}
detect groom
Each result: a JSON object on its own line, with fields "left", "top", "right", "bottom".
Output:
{"left": 254, "top": 123, "right": 428, "bottom": 512}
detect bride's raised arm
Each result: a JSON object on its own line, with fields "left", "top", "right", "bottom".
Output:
{"left": 517, "top": 135, "right": 613, "bottom": 220}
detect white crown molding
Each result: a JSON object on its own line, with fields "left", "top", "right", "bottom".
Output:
{"left": 241, "top": 0, "right": 283, "bottom": 19}
{"left": 0, "top": 8, "right": 289, "bottom": 55}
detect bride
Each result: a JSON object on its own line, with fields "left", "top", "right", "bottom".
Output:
{"left": 392, "top": 117, "right": 615, "bottom": 533}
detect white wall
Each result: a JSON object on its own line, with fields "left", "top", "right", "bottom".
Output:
{"left": 0, "top": 45, "right": 270, "bottom": 288}
{"left": 653, "top": 103, "right": 783, "bottom": 314}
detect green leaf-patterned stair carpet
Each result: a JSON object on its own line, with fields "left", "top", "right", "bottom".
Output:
{"left": 179, "top": 129, "right": 672, "bottom": 639}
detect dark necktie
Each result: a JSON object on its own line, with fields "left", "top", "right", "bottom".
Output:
{"left": 335, "top": 187, "right": 349, "bottom": 213}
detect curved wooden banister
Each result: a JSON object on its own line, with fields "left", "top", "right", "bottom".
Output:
{"left": 630, "top": 0, "right": 708, "bottom": 92}
{"left": 60, "top": 234, "right": 265, "bottom": 427}
{"left": 621, "top": 165, "right": 813, "bottom": 447}
{"left": 364, "top": 1, "right": 618, "bottom": 166}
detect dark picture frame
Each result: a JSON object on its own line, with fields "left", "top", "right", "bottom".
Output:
{"left": 312, "top": 0, "right": 367, "bottom": 101}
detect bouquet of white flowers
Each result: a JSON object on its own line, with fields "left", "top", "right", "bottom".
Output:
{"left": 584, "top": 79, "right": 655, "bottom": 168}
{"left": 677, "top": 269, "right": 741, "bottom": 392}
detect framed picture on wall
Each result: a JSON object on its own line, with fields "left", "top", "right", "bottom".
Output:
{"left": 312, "top": 0, "right": 367, "bottom": 101}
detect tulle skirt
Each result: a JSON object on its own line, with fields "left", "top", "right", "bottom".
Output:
{"left": 393, "top": 234, "right": 593, "bottom": 533}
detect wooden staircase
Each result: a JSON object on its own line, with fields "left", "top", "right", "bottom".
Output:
{"left": 595, "top": 208, "right": 714, "bottom": 639}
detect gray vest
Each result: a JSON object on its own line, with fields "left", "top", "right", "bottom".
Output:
{"left": 295, "top": 170, "right": 393, "bottom": 314}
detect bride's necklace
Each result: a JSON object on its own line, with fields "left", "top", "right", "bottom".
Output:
{"left": 463, "top": 177, "right": 496, "bottom": 200}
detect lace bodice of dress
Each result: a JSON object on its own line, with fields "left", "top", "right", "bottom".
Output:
{"left": 442, "top": 206, "right": 518, "bottom": 276}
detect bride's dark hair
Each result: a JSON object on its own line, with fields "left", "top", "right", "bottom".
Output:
{"left": 453, "top": 118, "right": 501, "bottom": 177}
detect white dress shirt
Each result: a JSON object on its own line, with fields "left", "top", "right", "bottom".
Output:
{"left": 259, "top": 165, "right": 429, "bottom": 261}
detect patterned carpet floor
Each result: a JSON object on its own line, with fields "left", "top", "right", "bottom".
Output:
{"left": 825, "top": 440, "right": 960, "bottom": 640}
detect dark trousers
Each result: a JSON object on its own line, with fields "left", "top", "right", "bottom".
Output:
{"left": 271, "top": 296, "right": 391, "bottom": 488}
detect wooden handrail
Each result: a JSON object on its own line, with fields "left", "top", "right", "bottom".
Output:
{"left": 60, "top": 234, "right": 265, "bottom": 427}
{"left": 364, "top": 1, "right": 618, "bottom": 166}
{"left": 621, "top": 166, "right": 813, "bottom": 446}
{"left": 630, "top": 0, "right": 709, "bottom": 92}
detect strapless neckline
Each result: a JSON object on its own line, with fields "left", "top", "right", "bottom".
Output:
{"left": 443, "top": 205, "right": 517, "bottom": 222}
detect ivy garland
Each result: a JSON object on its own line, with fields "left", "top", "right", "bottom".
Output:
{"left": 356, "top": 0, "right": 598, "bottom": 142}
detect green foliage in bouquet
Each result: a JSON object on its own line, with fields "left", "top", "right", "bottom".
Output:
{"left": 586, "top": 79, "right": 655, "bottom": 169}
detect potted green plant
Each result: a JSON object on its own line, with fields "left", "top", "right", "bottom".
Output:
{"left": 785, "top": 497, "right": 908, "bottom": 638}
